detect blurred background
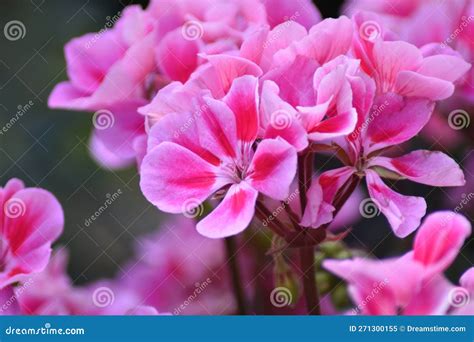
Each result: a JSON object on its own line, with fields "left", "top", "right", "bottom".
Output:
{"left": 0, "top": 0, "right": 471, "bottom": 288}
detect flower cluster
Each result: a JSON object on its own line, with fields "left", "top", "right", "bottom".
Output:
{"left": 2, "top": 0, "right": 472, "bottom": 316}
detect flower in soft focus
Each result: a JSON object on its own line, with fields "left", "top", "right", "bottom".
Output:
{"left": 0, "top": 178, "right": 63, "bottom": 289}
{"left": 346, "top": 1, "right": 474, "bottom": 103}
{"left": 48, "top": 1, "right": 321, "bottom": 169}
{"left": 140, "top": 75, "right": 297, "bottom": 238}
{"left": 12, "top": 249, "right": 164, "bottom": 315}
{"left": 324, "top": 211, "right": 472, "bottom": 315}
{"left": 121, "top": 217, "right": 253, "bottom": 314}
{"left": 14, "top": 250, "right": 91, "bottom": 315}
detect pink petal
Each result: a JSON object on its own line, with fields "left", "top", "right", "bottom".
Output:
{"left": 156, "top": 29, "right": 199, "bottom": 83}
{"left": 364, "top": 93, "right": 434, "bottom": 154}
{"left": 370, "top": 150, "right": 465, "bottom": 187}
{"left": 48, "top": 82, "right": 91, "bottom": 110}
{"left": 197, "top": 182, "right": 258, "bottom": 238}
{"left": 366, "top": 169, "right": 426, "bottom": 238}
{"left": 318, "top": 166, "right": 355, "bottom": 204}
{"left": 324, "top": 257, "right": 423, "bottom": 315}
{"left": 191, "top": 54, "right": 262, "bottom": 98}
{"left": 307, "top": 108, "right": 358, "bottom": 141}
{"left": 262, "top": 0, "right": 321, "bottom": 29}
{"left": 260, "top": 81, "right": 308, "bottom": 151}
{"left": 138, "top": 82, "right": 197, "bottom": 126}
{"left": 64, "top": 31, "right": 127, "bottom": 94}
{"left": 417, "top": 55, "right": 471, "bottom": 83}
{"left": 301, "top": 179, "right": 335, "bottom": 228}
{"left": 195, "top": 96, "right": 238, "bottom": 160}
{"left": 146, "top": 111, "right": 220, "bottom": 166}
{"left": 223, "top": 76, "right": 259, "bottom": 142}
{"left": 263, "top": 55, "right": 318, "bottom": 107}
{"left": 290, "top": 16, "right": 353, "bottom": 65}
{"left": 89, "top": 134, "right": 135, "bottom": 170}
{"left": 247, "top": 138, "right": 297, "bottom": 200}
{"left": 140, "top": 142, "right": 228, "bottom": 213}
{"left": 413, "top": 212, "right": 471, "bottom": 274}
{"left": 242, "top": 22, "right": 307, "bottom": 73}
{"left": 403, "top": 275, "right": 454, "bottom": 315}
{"left": 372, "top": 40, "right": 422, "bottom": 92}
{"left": 1, "top": 188, "right": 63, "bottom": 287}
{"left": 394, "top": 71, "right": 454, "bottom": 101}
{"left": 90, "top": 101, "right": 146, "bottom": 167}
{"left": 460, "top": 268, "right": 474, "bottom": 292}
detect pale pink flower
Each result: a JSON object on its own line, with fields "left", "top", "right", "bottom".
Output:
{"left": 49, "top": 1, "right": 320, "bottom": 169}
{"left": 140, "top": 75, "right": 297, "bottom": 238}
{"left": 0, "top": 178, "right": 63, "bottom": 289}
{"left": 121, "top": 217, "right": 252, "bottom": 314}
{"left": 346, "top": 2, "right": 474, "bottom": 103}
{"left": 15, "top": 250, "right": 92, "bottom": 315}
{"left": 324, "top": 211, "right": 472, "bottom": 315}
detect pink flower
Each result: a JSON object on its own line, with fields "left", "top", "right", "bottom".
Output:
{"left": 352, "top": 12, "right": 471, "bottom": 101}
{"left": 121, "top": 217, "right": 253, "bottom": 314}
{"left": 140, "top": 75, "right": 297, "bottom": 238}
{"left": 302, "top": 90, "right": 466, "bottom": 236}
{"left": 49, "top": 1, "right": 321, "bottom": 169}
{"left": 0, "top": 179, "right": 63, "bottom": 289}
{"left": 15, "top": 250, "right": 92, "bottom": 315}
{"left": 346, "top": 3, "right": 474, "bottom": 103}
{"left": 324, "top": 211, "right": 472, "bottom": 315}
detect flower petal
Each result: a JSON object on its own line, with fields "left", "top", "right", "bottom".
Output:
{"left": 413, "top": 212, "right": 471, "bottom": 274}
{"left": 140, "top": 142, "right": 228, "bottom": 213}
{"left": 364, "top": 93, "right": 434, "bottom": 154}
{"left": 370, "top": 150, "right": 465, "bottom": 187}
{"left": 223, "top": 75, "right": 259, "bottom": 142}
{"left": 247, "top": 138, "right": 297, "bottom": 200}
{"left": 197, "top": 182, "right": 258, "bottom": 238}
{"left": 366, "top": 170, "right": 426, "bottom": 238}
{"left": 262, "top": 0, "right": 321, "bottom": 30}
{"left": 156, "top": 29, "right": 199, "bottom": 83}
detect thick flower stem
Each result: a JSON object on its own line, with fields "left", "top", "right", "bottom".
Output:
{"left": 299, "top": 245, "right": 320, "bottom": 315}
{"left": 224, "top": 236, "right": 247, "bottom": 315}
{"left": 296, "top": 151, "right": 321, "bottom": 315}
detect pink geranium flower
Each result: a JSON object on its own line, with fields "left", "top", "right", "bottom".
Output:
{"left": 121, "top": 216, "right": 253, "bottom": 314}
{"left": 140, "top": 75, "right": 297, "bottom": 238}
{"left": 0, "top": 178, "right": 63, "bottom": 289}
{"left": 303, "top": 91, "right": 466, "bottom": 236}
{"left": 346, "top": 3, "right": 474, "bottom": 103}
{"left": 324, "top": 211, "right": 472, "bottom": 315}
{"left": 49, "top": 1, "right": 321, "bottom": 169}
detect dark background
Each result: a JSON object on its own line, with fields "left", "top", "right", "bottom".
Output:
{"left": 0, "top": 0, "right": 471, "bottom": 287}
